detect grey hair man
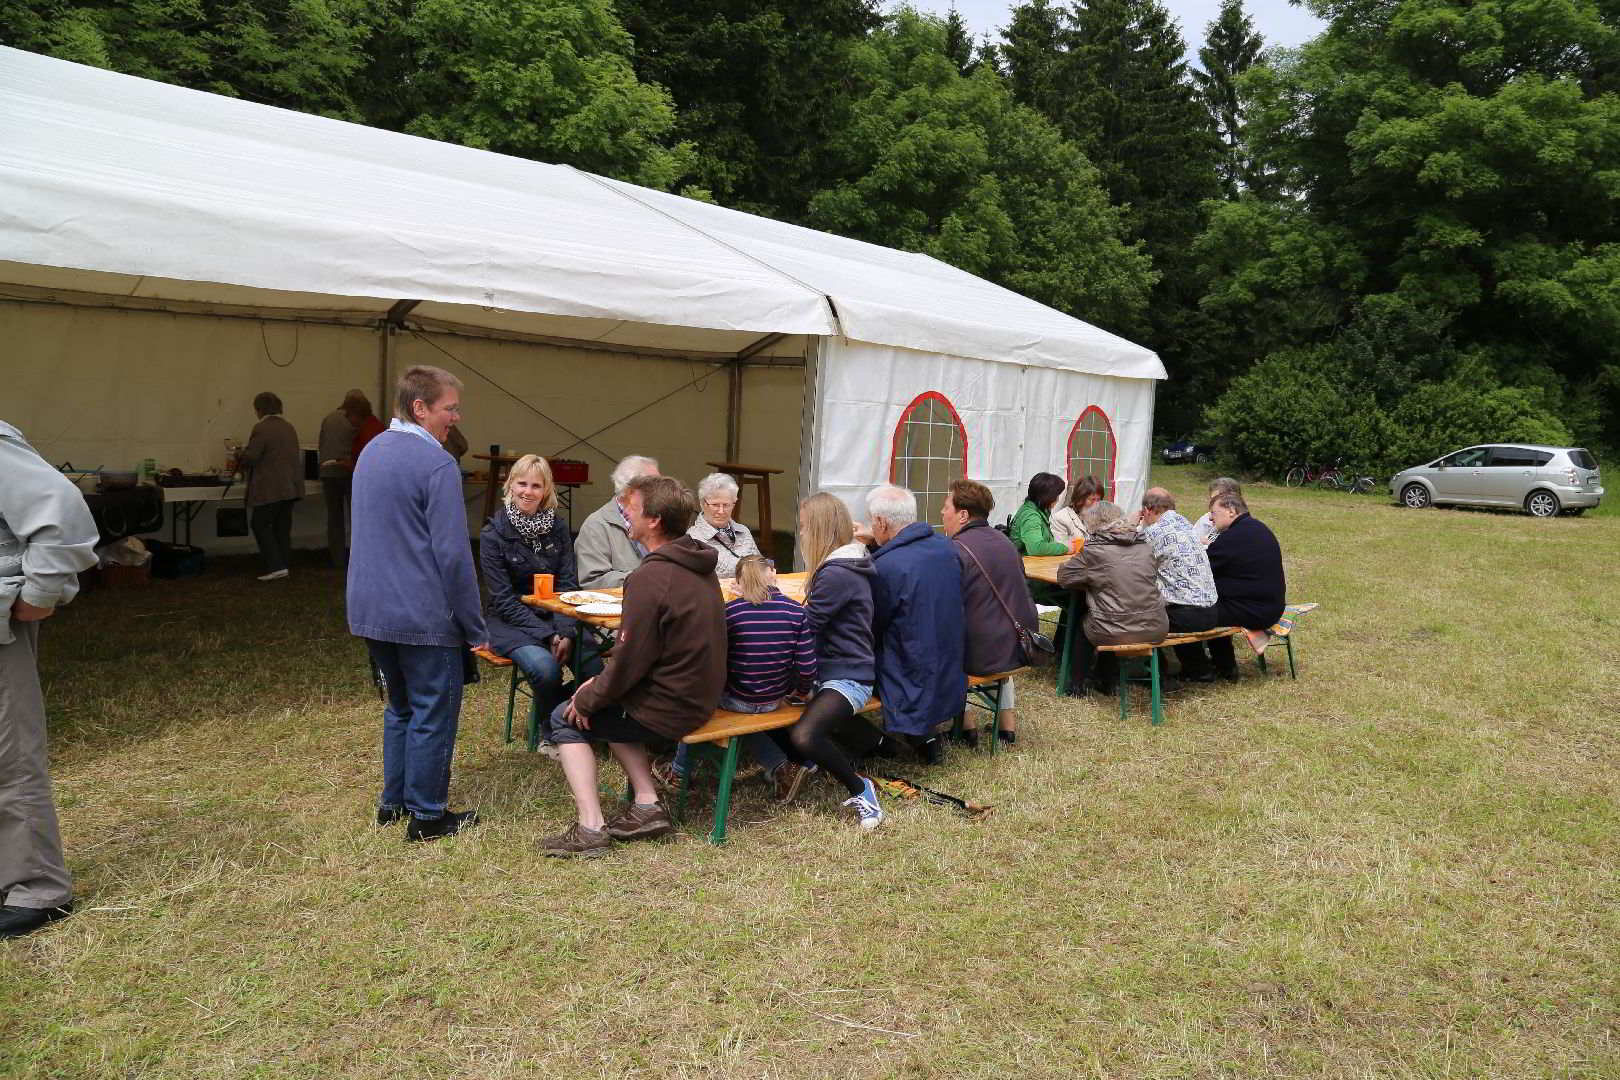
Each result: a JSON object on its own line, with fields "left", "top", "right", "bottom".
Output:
{"left": 688, "top": 471, "right": 758, "bottom": 578}
{"left": 576, "top": 455, "right": 661, "bottom": 589}
{"left": 862, "top": 484, "right": 964, "bottom": 762}
{"left": 0, "top": 421, "right": 99, "bottom": 938}
{"left": 1138, "top": 487, "right": 1220, "bottom": 681}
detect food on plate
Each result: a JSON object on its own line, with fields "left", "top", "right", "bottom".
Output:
{"left": 556, "top": 590, "right": 617, "bottom": 606}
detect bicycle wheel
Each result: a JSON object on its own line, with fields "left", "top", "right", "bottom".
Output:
{"left": 1316, "top": 473, "right": 1341, "bottom": 491}
{"left": 1351, "top": 476, "right": 1376, "bottom": 495}
{"left": 1284, "top": 467, "right": 1305, "bottom": 487}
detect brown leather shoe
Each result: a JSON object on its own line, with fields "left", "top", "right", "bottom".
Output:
{"left": 603, "top": 801, "right": 673, "bottom": 841}
{"left": 541, "top": 821, "right": 613, "bottom": 858}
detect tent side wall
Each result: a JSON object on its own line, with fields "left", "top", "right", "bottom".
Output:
{"left": 813, "top": 339, "right": 1156, "bottom": 526}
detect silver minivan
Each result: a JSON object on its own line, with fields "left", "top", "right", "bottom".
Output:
{"left": 1390, "top": 444, "right": 1603, "bottom": 517}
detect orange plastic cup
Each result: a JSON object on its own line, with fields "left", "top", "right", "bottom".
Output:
{"left": 532, "top": 573, "right": 555, "bottom": 598}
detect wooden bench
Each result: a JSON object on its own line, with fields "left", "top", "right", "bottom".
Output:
{"left": 472, "top": 646, "right": 550, "bottom": 752}
{"left": 1096, "top": 627, "right": 1242, "bottom": 726}
{"left": 679, "top": 669, "right": 1027, "bottom": 844}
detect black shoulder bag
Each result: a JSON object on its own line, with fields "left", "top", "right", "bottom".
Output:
{"left": 958, "top": 541, "right": 1056, "bottom": 670}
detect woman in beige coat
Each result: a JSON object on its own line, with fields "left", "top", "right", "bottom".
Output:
{"left": 1050, "top": 474, "right": 1104, "bottom": 548}
{"left": 1055, "top": 500, "right": 1167, "bottom": 692}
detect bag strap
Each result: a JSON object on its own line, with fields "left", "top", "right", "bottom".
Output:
{"left": 958, "top": 538, "right": 1036, "bottom": 637}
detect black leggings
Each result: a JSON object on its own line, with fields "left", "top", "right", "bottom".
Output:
{"left": 788, "top": 689, "right": 865, "bottom": 797}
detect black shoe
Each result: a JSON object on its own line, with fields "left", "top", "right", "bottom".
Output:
{"left": 1216, "top": 668, "right": 1240, "bottom": 683}
{"left": 1160, "top": 677, "right": 1185, "bottom": 695}
{"left": 951, "top": 727, "right": 980, "bottom": 749}
{"left": 377, "top": 804, "right": 406, "bottom": 826}
{"left": 1184, "top": 671, "right": 1216, "bottom": 684}
{"left": 995, "top": 728, "right": 1017, "bottom": 746}
{"left": 405, "top": 809, "right": 479, "bottom": 842}
{"left": 0, "top": 903, "right": 73, "bottom": 939}
{"left": 918, "top": 737, "right": 944, "bottom": 766}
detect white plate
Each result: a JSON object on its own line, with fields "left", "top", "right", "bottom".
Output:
{"left": 556, "top": 591, "right": 616, "bottom": 606}
{"left": 575, "top": 602, "right": 623, "bottom": 616}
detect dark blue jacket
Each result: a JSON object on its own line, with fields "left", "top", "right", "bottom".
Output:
{"left": 804, "top": 543, "right": 877, "bottom": 684}
{"left": 870, "top": 521, "right": 967, "bottom": 737}
{"left": 347, "top": 429, "right": 486, "bottom": 648}
{"left": 1207, "top": 513, "right": 1286, "bottom": 630}
{"left": 479, "top": 504, "right": 579, "bottom": 658}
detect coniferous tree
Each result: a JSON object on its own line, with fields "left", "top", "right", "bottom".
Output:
{"left": 943, "top": 4, "right": 976, "bottom": 75}
{"left": 999, "top": 0, "right": 1064, "bottom": 117}
{"left": 1191, "top": 0, "right": 1264, "bottom": 196}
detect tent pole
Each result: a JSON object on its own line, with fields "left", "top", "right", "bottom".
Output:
{"left": 377, "top": 322, "right": 392, "bottom": 415}
{"left": 725, "top": 360, "right": 743, "bottom": 463}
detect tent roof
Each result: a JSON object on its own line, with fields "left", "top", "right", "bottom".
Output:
{"left": 0, "top": 46, "right": 1165, "bottom": 380}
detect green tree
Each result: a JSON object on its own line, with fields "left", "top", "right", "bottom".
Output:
{"left": 1, "top": 0, "right": 389, "bottom": 118}
{"left": 1191, "top": 0, "right": 1265, "bottom": 195}
{"left": 377, "top": 0, "right": 688, "bottom": 188}
{"left": 615, "top": 0, "right": 880, "bottom": 217}
{"left": 943, "top": 3, "right": 976, "bottom": 75}
{"left": 1219, "top": 0, "right": 1620, "bottom": 450}
{"left": 806, "top": 9, "right": 1156, "bottom": 333}
{"left": 998, "top": 0, "right": 1064, "bottom": 117}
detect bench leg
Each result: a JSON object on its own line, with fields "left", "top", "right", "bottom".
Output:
{"left": 1056, "top": 596, "right": 1074, "bottom": 697}
{"left": 504, "top": 666, "right": 519, "bottom": 744}
{"left": 709, "top": 737, "right": 742, "bottom": 846}
{"left": 1256, "top": 645, "right": 1268, "bottom": 674}
{"left": 1117, "top": 662, "right": 1129, "bottom": 722}
{"left": 1286, "top": 635, "right": 1296, "bottom": 679}
{"left": 526, "top": 690, "right": 543, "bottom": 753}
{"left": 1149, "top": 649, "right": 1163, "bottom": 726}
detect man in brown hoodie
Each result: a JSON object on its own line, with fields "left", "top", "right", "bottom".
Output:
{"left": 540, "top": 475, "right": 726, "bottom": 857}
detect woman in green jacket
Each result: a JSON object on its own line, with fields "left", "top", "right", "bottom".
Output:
{"left": 1012, "top": 472, "right": 1070, "bottom": 604}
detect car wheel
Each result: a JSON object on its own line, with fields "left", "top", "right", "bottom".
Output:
{"left": 1525, "top": 490, "right": 1561, "bottom": 518}
{"left": 1401, "top": 483, "right": 1431, "bottom": 509}
{"left": 1193, "top": 452, "right": 1206, "bottom": 465}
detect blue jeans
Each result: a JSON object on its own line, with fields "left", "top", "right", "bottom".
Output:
{"left": 671, "top": 695, "right": 789, "bottom": 777}
{"left": 368, "top": 639, "right": 463, "bottom": 820}
{"left": 510, "top": 641, "right": 603, "bottom": 734}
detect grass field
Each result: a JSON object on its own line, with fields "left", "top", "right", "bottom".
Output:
{"left": 4, "top": 476, "right": 1617, "bottom": 1078}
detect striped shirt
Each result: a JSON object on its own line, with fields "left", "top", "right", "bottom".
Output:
{"left": 724, "top": 588, "right": 817, "bottom": 706}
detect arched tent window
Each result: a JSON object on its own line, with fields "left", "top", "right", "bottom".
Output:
{"left": 890, "top": 391, "right": 968, "bottom": 526}
{"left": 1067, "top": 406, "right": 1116, "bottom": 500}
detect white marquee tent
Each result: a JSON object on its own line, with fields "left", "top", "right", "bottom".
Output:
{"left": 1, "top": 45, "right": 1164, "bottom": 552}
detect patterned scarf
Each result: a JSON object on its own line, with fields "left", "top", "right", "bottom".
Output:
{"left": 506, "top": 498, "right": 557, "bottom": 551}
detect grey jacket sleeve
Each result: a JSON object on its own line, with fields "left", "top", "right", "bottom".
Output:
{"left": 0, "top": 429, "right": 100, "bottom": 612}
{"left": 574, "top": 509, "right": 632, "bottom": 589}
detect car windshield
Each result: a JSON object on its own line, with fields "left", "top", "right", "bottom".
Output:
{"left": 1571, "top": 449, "right": 1598, "bottom": 470}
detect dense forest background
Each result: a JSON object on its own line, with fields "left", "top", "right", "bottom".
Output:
{"left": 5, "top": 0, "right": 1617, "bottom": 473}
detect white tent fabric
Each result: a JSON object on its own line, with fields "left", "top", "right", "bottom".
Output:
{"left": 0, "top": 45, "right": 1165, "bottom": 381}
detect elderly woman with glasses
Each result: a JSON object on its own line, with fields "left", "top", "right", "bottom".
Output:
{"left": 688, "top": 472, "right": 760, "bottom": 578}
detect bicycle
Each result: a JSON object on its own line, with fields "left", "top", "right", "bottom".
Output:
{"left": 1283, "top": 458, "right": 1344, "bottom": 488}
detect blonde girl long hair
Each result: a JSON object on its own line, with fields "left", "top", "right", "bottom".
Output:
{"left": 734, "top": 555, "right": 775, "bottom": 605}
{"left": 503, "top": 454, "right": 558, "bottom": 512}
{"left": 799, "top": 492, "right": 854, "bottom": 577}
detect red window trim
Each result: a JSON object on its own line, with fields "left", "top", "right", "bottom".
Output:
{"left": 889, "top": 391, "right": 969, "bottom": 483}
{"left": 1067, "top": 405, "right": 1117, "bottom": 501}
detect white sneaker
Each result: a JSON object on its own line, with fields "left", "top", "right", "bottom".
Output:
{"left": 257, "top": 569, "right": 289, "bottom": 581}
{"left": 842, "top": 777, "right": 884, "bottom": 830}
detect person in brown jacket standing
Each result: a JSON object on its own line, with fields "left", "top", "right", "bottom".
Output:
{"left": 540, "top": 475, "right": 726, "bottom": 857}
{"left": 239, "top": 391, "right": 303, "bottom": 581}
{"left": 1055, "top": 501, "right": 1167, "bottom": 693}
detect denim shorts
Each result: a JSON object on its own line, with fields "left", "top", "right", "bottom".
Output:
{"left": 819, "top": 679, "right": 873, "bottom": 713}
{"left": 718, "top": 693, "right": 783, "bottom": 714}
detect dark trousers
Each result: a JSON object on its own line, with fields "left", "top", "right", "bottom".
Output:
{"left": 320, "top": 476, "right": 351, "bottom": 569}
{"left": 1166, "top": 603, "right": 1219, "bottom": 677}
{"left": 250, "top": 498, "right": 296, "bottom": 574}
{"left": 367, "top": 639, "right": 463, "bottom": 820}
{"left": 1059, "top": 592, "right": 1117, "bottom": 693}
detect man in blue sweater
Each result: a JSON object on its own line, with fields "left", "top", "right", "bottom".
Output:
{"left": 862, "top": 485, "right": 966, "bottom": 764}
{"left": 348, "top": 366, "right": 487, "bottom": 842}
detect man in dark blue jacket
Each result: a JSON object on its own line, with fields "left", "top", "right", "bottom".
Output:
{"left": 863, "top": 485, "right": 966, "bottom": 762}
{"left": 349, "top": 366, "right": 487, "bottom": 842}
{"left": 1205, "top": 493, "right": 1286, "bottom": 679}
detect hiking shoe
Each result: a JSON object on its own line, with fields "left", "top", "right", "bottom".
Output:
{"left": 770, "top": 761, "right": 810, "bottom": 803}
{"left": 376, "top": 804, "right": 406, "bottom": 826}
{"left": 0, "top": 903, "right": 73, "bottom": 939}
{"left": 603, "top": 801, "right": 673, "bottom": 841}
{"left": 842, "top": 778, "right": 884, "bottom": 830}
{"left": 405, "top": 809, "right": 479, "bottom": 842}
{"left": 541, "top": 821, "right": 613, "bottom": 858}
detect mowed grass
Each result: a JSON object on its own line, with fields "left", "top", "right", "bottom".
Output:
{"left": 4, "top": 477, "right": 1618, "bottom": 1078}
